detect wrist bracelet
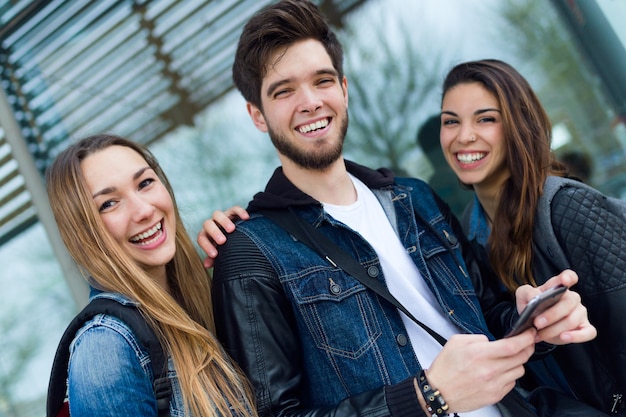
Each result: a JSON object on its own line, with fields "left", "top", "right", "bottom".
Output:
{"left": 418, "top": 370, "right": 459, "bottom": 417}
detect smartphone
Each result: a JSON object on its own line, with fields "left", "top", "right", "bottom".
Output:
{"left": 504, "top": 284, "right": 568, "bottom": 338}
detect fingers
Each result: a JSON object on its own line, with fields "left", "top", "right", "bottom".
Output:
{"left": 529, "top": 274, "right": 597, "bottom": 345}
{"left": 538, "top": 269, "right": 578, "bottom": 291}
{"left": 556, "top": 320, "right": 597, "bottom": 344}
{"left": 535, "top": 291, "right": 597, "bottom": 344}
{"left": 224, "top": 205, "right": 250, "bottom": 222}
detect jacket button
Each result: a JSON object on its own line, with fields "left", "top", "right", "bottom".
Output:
{"left": 367, "top": 266, "right": 379, "bottom": 277}
{"left": 445, "top": 231, "right": 458, "bottom": 245}
{"left": 396, "top": 334, "right": 408, "bottom": 346}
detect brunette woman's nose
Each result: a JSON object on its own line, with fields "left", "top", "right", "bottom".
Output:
{"left": 459, "top": 129, "right": 477, "bottom": 144}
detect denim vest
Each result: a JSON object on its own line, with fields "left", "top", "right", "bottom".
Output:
{"left": 237, "top": 177, "right": 490, "bottom": 407}
{"left": 68, "top": 291, "right": 186, "bottom": 417}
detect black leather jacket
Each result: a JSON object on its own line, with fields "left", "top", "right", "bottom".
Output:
{"left": 535, "top": 184, "right": 626, "bottom": 416}
{"left": 466, "top": 184, "right": 626, "bottom": 416}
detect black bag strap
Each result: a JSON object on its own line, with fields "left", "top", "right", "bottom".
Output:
{"left": 46, "top": 297, "right": 171, "bottom": 417}
{"left": 260, "top": 207, "right": 537, "bottom": 416}
{"left": 259, "top": 208, "right": 447, "bottom": 346}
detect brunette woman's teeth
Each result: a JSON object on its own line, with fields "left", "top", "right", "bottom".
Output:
{"left": 457, "top": 152, "right": 486, "bottom": 163}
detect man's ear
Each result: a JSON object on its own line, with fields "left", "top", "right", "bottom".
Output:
{"left": 247, "top": 102, "right": 268, "bottom": 133}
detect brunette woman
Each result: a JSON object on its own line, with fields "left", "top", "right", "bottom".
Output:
{"left": 440, "top": 59, "right": 625, "bottom": 416}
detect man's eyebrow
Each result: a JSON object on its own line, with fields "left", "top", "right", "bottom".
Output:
{"left": 92, "top": 166, "right": 151, "bottom": 198}
{"left": 265, "top": 68, "right": 339, "bottom": 98}
{"left": 266, "top": 78, "right": 292, "bottom": 98}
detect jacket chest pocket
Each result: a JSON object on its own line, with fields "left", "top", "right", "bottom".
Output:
{"left": 286, "top": 269, "right": 382, "bottom": 359}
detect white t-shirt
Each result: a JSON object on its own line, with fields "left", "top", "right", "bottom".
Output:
{"left": 322, "top": 175, "right": 501, "bottom": 417}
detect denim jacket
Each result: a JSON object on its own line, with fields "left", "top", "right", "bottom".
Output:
{"left": 212, "top": 161, "right": 494, "bottom": 417}
{"left": 67, "top": 291, "right": 186, "bottom": 417}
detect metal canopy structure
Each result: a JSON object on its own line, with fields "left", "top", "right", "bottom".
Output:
{"left": 0, "top": 0, "right": 367, "bottom": 247}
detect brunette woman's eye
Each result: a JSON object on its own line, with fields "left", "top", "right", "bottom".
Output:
{"left": 138, "top": 178, "right": 155, "bottom": 189}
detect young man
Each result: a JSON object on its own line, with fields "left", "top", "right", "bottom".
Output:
{"left": 199, "top": 1, "right": 595, "bottom": 416}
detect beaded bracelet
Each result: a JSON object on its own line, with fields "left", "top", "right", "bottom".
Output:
{"left": 417, "top": 370, "right": 459, "bottom": 417}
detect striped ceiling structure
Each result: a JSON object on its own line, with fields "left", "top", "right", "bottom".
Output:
{"left": 0, "top": 0, "right": 367, "bottom": 247}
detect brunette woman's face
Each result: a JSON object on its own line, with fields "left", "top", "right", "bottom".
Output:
{"left": 81, "top": 145, "right": 176, "bottom": 282}
{"left": 440, "top": 82, "right": 510, "bottom": 193}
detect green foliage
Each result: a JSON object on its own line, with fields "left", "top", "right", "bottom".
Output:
{"left": 339, "top": 6, "right": 450, "bottom": 177}
{"left": 493, "top": 0, "right": 620, "bottom": 183}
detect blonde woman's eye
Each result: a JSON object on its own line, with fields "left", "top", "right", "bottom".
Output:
{"left": 99, "top": 200, "right": 115, "bottom": 212}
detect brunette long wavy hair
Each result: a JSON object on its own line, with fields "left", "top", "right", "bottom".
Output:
{"left": 46, "top": 134, "right": 256, "bottom": 416}
{"left": 442, "top": 59, "right": 566, "bottom": 292}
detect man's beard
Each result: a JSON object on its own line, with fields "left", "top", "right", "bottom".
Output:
{"left": 268, "top": 113, "right": 349, "bottom": 171}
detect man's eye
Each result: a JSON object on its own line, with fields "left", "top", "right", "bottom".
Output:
{"left": 274, "top": 89, "right": 291, "bottom": 98}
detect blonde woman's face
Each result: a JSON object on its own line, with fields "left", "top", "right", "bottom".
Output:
{"left": 81, "top": 145, "right": 176, "bottom": 284}
{"left": 440, "top": 82, "right": 510, "bottom": 194}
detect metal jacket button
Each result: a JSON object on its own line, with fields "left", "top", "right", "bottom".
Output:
{"left": 396, "top": 334, "right": 408, "bottom": 346}
{"left": 443, "top": 230, "right": 457, "bottom": 245}
{"left": 329, "top": 278, "right": 341, "bottom": 295}
{"left": 367, "top": 266, "right": 379, "bottom": 277}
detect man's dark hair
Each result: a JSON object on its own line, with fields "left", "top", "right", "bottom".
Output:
{"left": 232, "top": 0, "right": 344, "bottom": 109}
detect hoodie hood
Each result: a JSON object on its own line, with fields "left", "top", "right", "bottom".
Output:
{"left": 247, "top": 160, "right": 395, "bottom": 212}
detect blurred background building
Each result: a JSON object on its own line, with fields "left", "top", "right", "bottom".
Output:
{"left": 1, "top": 0, "right": 625, "bottom": 415}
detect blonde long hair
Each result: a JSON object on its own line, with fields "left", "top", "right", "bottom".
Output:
{"left": 46, "top": 134, "right": 256, "bottom": 416}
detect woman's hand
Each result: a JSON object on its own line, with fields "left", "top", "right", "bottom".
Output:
{"left": 515, "top": 269, "right": 597, "bottom": 345}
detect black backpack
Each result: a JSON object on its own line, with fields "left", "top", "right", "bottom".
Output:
{"left": 46, "top": 297, "right": 171, "bottom": 417}
{"left": 534, "top": 175, "right": 626, "bottom": 271}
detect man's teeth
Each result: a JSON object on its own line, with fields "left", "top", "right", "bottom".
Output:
{"left": 130, "top": 222, "right": 162, "bottom": 244}
{"left": 457, "top": 152, "right": 486, "bottom": 163}
{"left": 298, "top": 119, "right": 328, "bottom": 133}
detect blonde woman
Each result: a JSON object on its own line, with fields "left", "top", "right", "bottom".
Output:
{"left": 46, "top": 134, "right": 256, "bottom": 417}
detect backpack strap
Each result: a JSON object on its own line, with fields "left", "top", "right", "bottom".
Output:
{"left": 534, "top": 176, "right": 580, "bottom": 272}
{"left": 46, "top": 297, "right": 171, "bottom": 417}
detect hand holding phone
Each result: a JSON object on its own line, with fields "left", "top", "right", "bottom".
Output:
{"left": 505, "top": 284, "right": 568, "bottom": 338}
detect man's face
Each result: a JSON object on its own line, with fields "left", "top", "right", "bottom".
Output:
{"left": 247, "top": 39, "right": 349, "bottom": 171}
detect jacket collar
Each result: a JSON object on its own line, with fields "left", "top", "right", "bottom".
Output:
{"left": 247, "top": 160, "right": 395, "bottom": 212}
